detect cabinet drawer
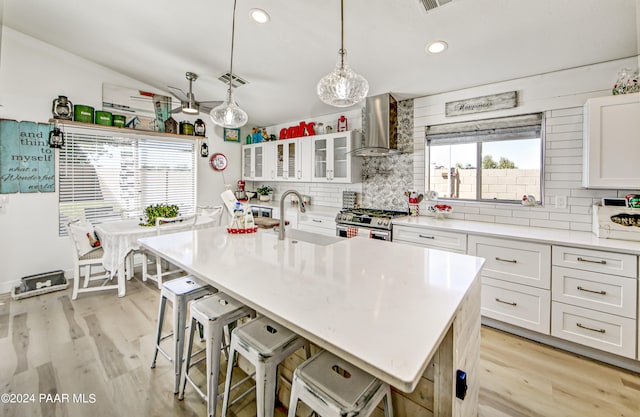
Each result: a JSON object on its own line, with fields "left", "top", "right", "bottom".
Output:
{"left": 551, "top": 302, "right": 636, "bottom": 358}
{"left": 392, "top": 226, "right": 467, "bottom": 252}
{"left": 298, "top": 214, "right": 335, "bottom": 230}
{"left": 469, "top": 236, "right": 551, "bottom": 289}
{"left": 552, "top": 246, "right": 637, "bottom": 278}
{"left": 481, "top": 277, "right": 550, "bottom": 334}
{"left": 552, "top": 266, "right": 637, "bottom": 318}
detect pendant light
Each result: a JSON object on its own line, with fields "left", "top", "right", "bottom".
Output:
{"left": 210, "top": 0, "right": 249, "bottom": 128}
{"left": 317, "top": 0, "right": 369, "bottom": 107}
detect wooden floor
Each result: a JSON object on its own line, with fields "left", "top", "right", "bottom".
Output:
{"left": 1, "top": 277, "right": 639, "bottom": 417}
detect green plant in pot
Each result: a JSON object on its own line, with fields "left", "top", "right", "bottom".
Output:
{"left": 256, "top": 186, "right": 273, "bottom": 202}
{"left": 140, "top": 203, "right": 179, "bottom": 226}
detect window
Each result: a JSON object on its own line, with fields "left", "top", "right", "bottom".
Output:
{"left": 59, "top": 126, "right": 196, "bottom": 234}
{"left": 426, "top": 113, "right": 543, "bottom": 203}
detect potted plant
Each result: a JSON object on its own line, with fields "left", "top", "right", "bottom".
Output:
{"left": 140, "top": 203, "right": 179, "bottom": 226}
{"left": 256, "top": 186, "right": 273, "bottom": 202}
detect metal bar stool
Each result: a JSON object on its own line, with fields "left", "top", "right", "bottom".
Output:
{"left": 179, "top": 293, "right": 255, "bottom": 417}
{"left": 287, "top": 350, "right": 394, "bottom": 417}
{"left": 151, "top": 275, "right": 216, "bottom": 394}
{"left": 221, "top": 316, "right": 310, "bottom": 417}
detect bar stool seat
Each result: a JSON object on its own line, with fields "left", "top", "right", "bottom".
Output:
{"left": 222, "top": 316, "right": 310, "bottom": 417}
{"left": 179, "top": 293, "right": 255, "bottom": 417}
{"left": 287, "top": 350, "right": 394, "bottom": 417}
{"left": 151, "top": 275, "right": 216, "bottom": 394}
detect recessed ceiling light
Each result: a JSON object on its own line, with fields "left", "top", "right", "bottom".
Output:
{"left": 249, "top": 8, "right": 270, "bottom": 23}
{"left": 426, "top": 41, "right": 448, "bottom": 54}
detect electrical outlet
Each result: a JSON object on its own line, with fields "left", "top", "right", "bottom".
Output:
{"left": 555, "top": 195, "right": 567, "bottom": 209}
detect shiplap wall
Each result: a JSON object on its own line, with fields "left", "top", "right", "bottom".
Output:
{"left": 412, "top": 57, "right": 640, "bottom": 231}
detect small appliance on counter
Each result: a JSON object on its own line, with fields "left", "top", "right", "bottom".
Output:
{"left": 235, "top": 180, "right": 247, "bottom": 201}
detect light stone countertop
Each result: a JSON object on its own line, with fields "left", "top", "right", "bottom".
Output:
{"left": 393, "top": 216, "right": 640, "bottom": 255}
{"left": 138, "top": 226, "right": 485, "bottom": 392}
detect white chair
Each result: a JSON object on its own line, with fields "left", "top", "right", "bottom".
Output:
{"left": 287, "top": 350, "right": 394, "bottom": 417}
{"left": 66, "top": 220, "right": 114, "bottom": 300}
{"left": 142, "top": 215, "right": 197, "bottom": 289}
{"left": 197, "top": 205, "right": 225, "bottom": 228}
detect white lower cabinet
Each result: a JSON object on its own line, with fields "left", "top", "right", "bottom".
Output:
{"left": 296, "top": 213, "right": 336, "bottom": 237}
{"left": 392, "top": 225, "right": 467, "bottom": 253}
{"left": 482, "top": 277, "right": 551, "bottom": 333}
{"left": 551, "top": 302, "right": 636, "bottom": 359}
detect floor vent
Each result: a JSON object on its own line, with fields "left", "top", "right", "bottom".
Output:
{"left": 419, "top": 0, "right": 452, "bottom": 12}
{"left": 217, "top": 72, "right": 249, "bottom": 88}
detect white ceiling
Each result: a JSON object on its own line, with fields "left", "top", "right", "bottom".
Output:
{"left": 3, "top": 0, "right": 639, "bottom": 126}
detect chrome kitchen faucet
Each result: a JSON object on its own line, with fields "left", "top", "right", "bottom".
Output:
{"left": 279, "top": 190, "right": 306, "bottom": 240}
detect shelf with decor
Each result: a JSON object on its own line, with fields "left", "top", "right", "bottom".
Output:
{"left": 48, "top": 119, "right": 201, "bottom": 140}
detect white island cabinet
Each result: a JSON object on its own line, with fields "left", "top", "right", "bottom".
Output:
{"left": 583, "top": 92, "right": 640, "bottom": 189}
{"left": 139, "top": 228, "right": 485, "bottom": 416}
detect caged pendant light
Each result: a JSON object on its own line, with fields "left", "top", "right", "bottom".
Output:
{"left": 317, "top": 0, "right": 369, "bottom": 107}
{"left": 210, "top": 0, "right": 249, "bottom": 128}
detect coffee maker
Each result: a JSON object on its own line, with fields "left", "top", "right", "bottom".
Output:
{"left": 235, "top": 180, "right": 247, "bottom": 201}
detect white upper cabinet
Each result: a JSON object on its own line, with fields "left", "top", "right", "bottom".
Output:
{"left": 242, "top": 142, "right": 275, "bottom": 181}
{"left": 274, "top": 138, "right": 311, "bottom": 182}
{"left": 311, "top": 131, "right": 362, "bottom": 183}
{"left": 583, "top": 93, "right": 640, "bottom": 189}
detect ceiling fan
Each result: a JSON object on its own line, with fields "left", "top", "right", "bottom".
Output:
{"left": 168, "top": 72, "right": 222, "bottom": 115}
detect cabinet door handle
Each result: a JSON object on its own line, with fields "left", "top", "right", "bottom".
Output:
{"left": 495, "top": 298, "right": 517, "bottom": 306}
{"left": 577, "top": 257, "right": 607, "bottom": 265}
{"left": 577, "top": 286, "right": 607, "bottom": 295}
{"left": 495, "top": 257, "right": 517, "bottom": 263}
{"left": 576, "top": 323, "right": 606, "bottom": 334}
{"left": 419, "top": 234, "right": 435, "bottom": 239}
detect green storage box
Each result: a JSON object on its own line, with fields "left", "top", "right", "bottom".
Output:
{"left": 74, "top": 105, "right": 94, "bottom": 123}
{"left": 95, "top": 111, "right": 112, "bottom": 126}
{"left": 112, "top": 114, "right": 126, "bottom": 127}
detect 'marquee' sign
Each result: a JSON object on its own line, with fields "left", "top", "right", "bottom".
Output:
{"left": 0, "top": 120, "right": 54, "bottom": 193}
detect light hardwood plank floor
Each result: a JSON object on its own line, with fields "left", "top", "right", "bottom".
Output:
{"left": 1, "top": 277, "right": 639, "bottom": 417}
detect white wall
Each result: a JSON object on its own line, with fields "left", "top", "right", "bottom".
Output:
{"left": 412, "top": 57, "right": 640, "bottom": 231}
{"left": 0, "top": 27, "right": 240, "bottom": 293}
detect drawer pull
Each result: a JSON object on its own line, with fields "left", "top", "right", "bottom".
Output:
{"left": 495, "top": 298, "right": 517, "bottom": 306}
{"left": 312, "top": 219, "right": 322, "bottom": 223}
{"left": 495, "top": 257, "right": 517, "bottom": 264}
{"left": 577, "top": 286, "right": 606, "bottom": 295}
{"left": 576, "top": 322, "right": 606, "bottom": 334}
{"left": 419, "top": 234, "right": 435, "bottom": 239}
{"left": 577, "top": 257, "right": 607, "bottom": 265}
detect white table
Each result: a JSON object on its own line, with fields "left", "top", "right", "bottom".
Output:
{"left": 95, "top": 217, "right": 216, "bottom": 296}
{"left": 138, "top": 227, "right": 485, "bottom": 397}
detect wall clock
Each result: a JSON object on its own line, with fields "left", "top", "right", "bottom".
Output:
{"left": 209, "top": 153, "right": 228, "bottom": 171}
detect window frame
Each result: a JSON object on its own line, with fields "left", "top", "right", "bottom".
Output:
{"left": 58, "top": 125, "right": 197, "bottom": 235}
{"left": 425, "top": 113, "right": 545, "bottom": 204}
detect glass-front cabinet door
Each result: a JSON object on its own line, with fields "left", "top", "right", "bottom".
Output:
{"left": 332, "top": 135, "right": 348, "bottom": 181}
{"left": 312, "top": 137, "right": 328, "bottom": 181}
{"left": 254, "top": 146, "right": 263, "bottom": 178}
{"left": 242, "top": 147, "right": 252, "bottom": 179}
{"left": 241, "top": 143, "right": 274, "bottom": 181}
{"left": 276, "top": 139, "right": 298, "bottom": 180}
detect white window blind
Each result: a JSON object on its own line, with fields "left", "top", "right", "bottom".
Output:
{"left": 59, "top": 126, "right": 196, "bottom": 234}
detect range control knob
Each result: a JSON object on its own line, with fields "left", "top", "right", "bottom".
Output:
{"left": 377, "top": 219, "right": 382, "bottom": 225}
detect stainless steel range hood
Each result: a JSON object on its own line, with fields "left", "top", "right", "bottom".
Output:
{"left": 354, "top": 93, "right": 398, "bottom": 156}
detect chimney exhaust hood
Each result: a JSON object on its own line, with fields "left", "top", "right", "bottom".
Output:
{"left": 354, "top": 93, "right": 398, "bottom": 156}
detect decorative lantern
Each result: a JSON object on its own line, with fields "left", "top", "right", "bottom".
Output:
{"left": 200, "top": 140, "right": 209, "bottom": 157}
{"left": 52, "top": 95, "right": 73, "bottom": 120}
{"left": 194, "top": 119, "right": 206, "bottom": 136}
{"left": 48, "top": 121, "right": 65, "bottom": 148}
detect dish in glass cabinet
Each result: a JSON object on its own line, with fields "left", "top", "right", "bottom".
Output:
{"left": 210, "top": 153, "right": 228, "bottom": 171}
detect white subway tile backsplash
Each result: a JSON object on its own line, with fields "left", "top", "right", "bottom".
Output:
{"left": 494, "top": 216, "right": 531, "bottom": 226}
{"left": 570, "top": 222, "right": 592, "bottom": 232}
{"left": 549, "top": 212, "right": 591, "bottom": 223}
{"left": 530, "top": 219, "right": 571, "bottom": 229}
{"left": 465, "top": 213, "right": 496, "bottom": 223}
{"left": 511, "top": 209, "right": 550, "bottom": 220}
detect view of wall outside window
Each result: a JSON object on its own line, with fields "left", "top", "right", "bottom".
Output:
{"left": 426, "top": 114, "right": 543, "bottom": 203}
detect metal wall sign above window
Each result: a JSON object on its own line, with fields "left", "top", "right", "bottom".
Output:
{"left": 445, "top": 91, "right": 517, "bottom": 117}
{"left": 425, "top": 113, "right": 544, "bottom": 204}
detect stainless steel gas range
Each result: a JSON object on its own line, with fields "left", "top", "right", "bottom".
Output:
{"left": 335, "top": 208, "right": 408, "bottom": 241}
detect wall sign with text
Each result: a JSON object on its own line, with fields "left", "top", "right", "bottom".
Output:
{"left": 0, "top": 119, "right": 55, "bottom": 193}
{"left": 445, "top": 91, "right": 518, "bottom": 117}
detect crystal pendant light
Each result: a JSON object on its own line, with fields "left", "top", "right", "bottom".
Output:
{"left": 317, "top": 0, "right": 369, "bottom": 107}
{"left": 210, "top": 0, "right": 249, "bottom": 128}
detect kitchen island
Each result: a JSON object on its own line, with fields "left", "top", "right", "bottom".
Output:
{"left": 139, "top": 227, "right": 485, "bottom": 416}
